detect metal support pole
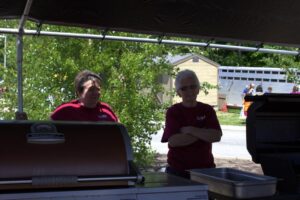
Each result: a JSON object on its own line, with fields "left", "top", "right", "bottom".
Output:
{"left": 0, "top": 35, "right": 7, "bottom": 68}
{"left": 17, "top": 29, "right": 23, "bottom": 112}
{"left": 0, "top": 28, "right": 298, "bottom": 56}
{"left": 15, "top": 0, "right": 33, "bottom": 112}
{"left": 3, "top": 35, "right": 6, "bottom": 68}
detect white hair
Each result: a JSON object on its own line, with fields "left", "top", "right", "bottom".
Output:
{"left": 175, "top": 69, "right": 200, "bottom": 91}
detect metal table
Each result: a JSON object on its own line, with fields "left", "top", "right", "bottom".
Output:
{"left": 0, "top": 172, "right": 208, "bottom": 200}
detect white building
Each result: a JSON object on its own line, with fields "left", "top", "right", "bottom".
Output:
{"left": 219, "top": 66, "right": 299, "bottom": 107}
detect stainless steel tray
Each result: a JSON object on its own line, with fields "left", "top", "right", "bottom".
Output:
{"left": 189, "top": 168, "right": 277, "bottom": 199}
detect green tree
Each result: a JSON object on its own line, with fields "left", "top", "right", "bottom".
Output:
{"left": 0, "top": 22, "right": 176, "bottom": 167}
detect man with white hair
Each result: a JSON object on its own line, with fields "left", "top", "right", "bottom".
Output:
{"left": 161, "top": 69, "right": 222, "bottom": 178}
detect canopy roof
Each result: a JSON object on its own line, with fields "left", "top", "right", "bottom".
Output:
{"left": 0, "top": 0, "right": 300, "bottom": 47}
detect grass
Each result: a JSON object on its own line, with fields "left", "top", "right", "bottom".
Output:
{"left": 217, "top": 107, "right": 246, "bottom": 126}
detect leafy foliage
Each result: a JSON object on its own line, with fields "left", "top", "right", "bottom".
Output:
{"left": 0, "top": 21, "right": 177, "bottom": 167}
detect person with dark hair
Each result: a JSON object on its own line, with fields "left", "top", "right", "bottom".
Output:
{"left": 51, "top": 70, "right": 118, "bottom": 122}
{"left": 255, "top": 84, "right": 264, "bottom": 96}
{"left": 161, "top": 69, "right": 222, "bottom": 179}
{"left": 266, "top": 86, "right": 273, "bottom": 94}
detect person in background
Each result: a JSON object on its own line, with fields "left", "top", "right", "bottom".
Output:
{"left": 241, "top": 85, "right": 250, "bottom": 99}
{"left": 240, "top": 83, "right": 255, "bottom": 118}
{"left": 255, "top": 84, "right": 264, "bottom": 96}
{"left": 291, "top": 85, "right": 300, "bottom": 94}
{"left": 266, "top": 86, "right": 273, "bottom": 94}
{"left": 161, "top": 69, "right": 222, "bottom": 179}
{"left": 51, "top": 70, "right": 118, "bottom": 122}
{"left": 240, "top": 85, "right": 249, "bottom": 119}
{"left": 247, "top": 83, "right": 255, "bottom": 95}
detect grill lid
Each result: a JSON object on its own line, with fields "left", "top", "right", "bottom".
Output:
{"left": 0, "top": 121, "right": 142, "bottom": 190}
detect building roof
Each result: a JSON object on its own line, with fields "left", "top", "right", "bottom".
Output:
{"left": 166, "top": 54, "right": 220, "bottom": 67}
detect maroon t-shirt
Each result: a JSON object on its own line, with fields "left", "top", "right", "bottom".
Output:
{"left": 51, "top": 100, "right": 118, "bottom": 122}
{"left": 161, "top": 102, "right": 221, "bottom": 172}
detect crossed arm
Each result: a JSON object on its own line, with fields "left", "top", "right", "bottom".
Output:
{"left": 168, "top": 126, "right": 222, "bottom": 147}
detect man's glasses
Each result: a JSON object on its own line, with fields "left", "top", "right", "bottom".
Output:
{"left": 180, "top": 84, "right": 198, "bottom": 91}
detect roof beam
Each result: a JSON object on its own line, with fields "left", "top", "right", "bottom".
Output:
{"left": 18, "top": 0, "right": 34, "bottom": 30}
{"left": 16, "top": 0, "right": 34, "bottom": 112}
{"left": 0, "top": 28, "right": 299, "bottom": 56}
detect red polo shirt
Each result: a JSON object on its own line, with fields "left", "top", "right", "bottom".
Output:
{"left": 161, "top": 102, "right": 221, "bottom": 172}
{"left": 51, "top": 100, "right": 118, "bottom": 122}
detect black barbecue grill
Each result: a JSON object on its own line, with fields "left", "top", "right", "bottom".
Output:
{"left": 246, "top": 94, "right": 300, "bottom": 194}
{"left": 0, "top": 121, "right": 143, "bottom": 190}
{"left": 0, "top": 121, "right": 209, "bottom": 200}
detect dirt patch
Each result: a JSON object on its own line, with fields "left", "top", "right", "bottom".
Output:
{"left": 214, "top": 157, "right": 263, "bottom": 174}
{"left": 144, "top": 153, "right": 263, "bottom": 175}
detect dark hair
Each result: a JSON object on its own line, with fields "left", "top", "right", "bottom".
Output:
{"left": 256, "top": 85, "right": 263, "bottom": 93}
{"left": 74, "top": 70, "right": 102, "bottom": 96}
